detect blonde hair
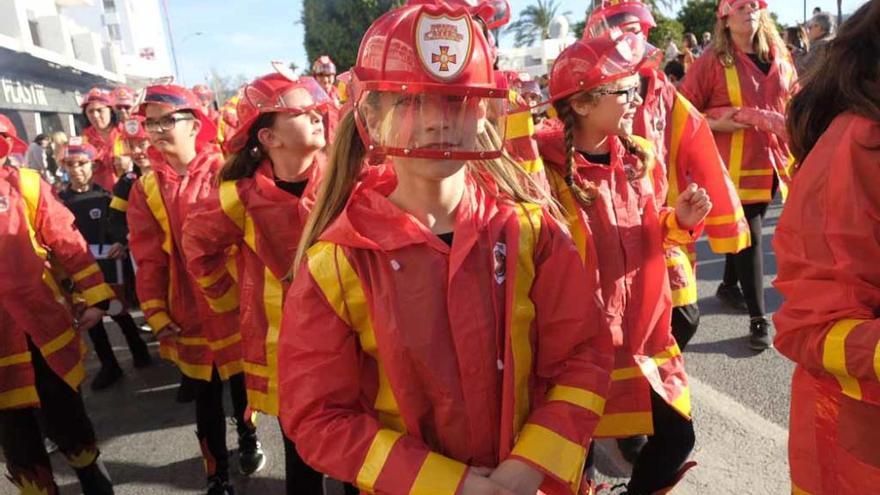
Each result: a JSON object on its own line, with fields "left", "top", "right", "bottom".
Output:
{"left": 713, "top": 9, "right": 787, "bottom": 66}
{"left": 292, "top": 110, "right": 556, "bottom": 275}
{"left": 551, "top": 86, "right": 650, "bottom": 209}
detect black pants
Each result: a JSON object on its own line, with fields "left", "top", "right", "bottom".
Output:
{"left": 279, "top": 421, "right": 324, "bottom": 494}
{"left": 86, "top": 313, "right": 150, "bottom": 369}
{"left": 0, "top": 340, "right": 100, "bottom": 492}
{"left": 723, "top": 201, "right": 772, "bottom": 319}
{"left": 194, "top": 369, "right": 249, "bottom": 481}
{"left": 671, "top": 304, "right": 700, "bottom": 351}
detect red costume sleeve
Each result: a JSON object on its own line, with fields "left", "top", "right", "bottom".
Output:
{"left": 126, "top": 179, "right": 172, "bottom": 332}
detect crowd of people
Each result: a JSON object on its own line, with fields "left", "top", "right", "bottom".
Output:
{"left": 1, "top": 0, "right": 878, "bottom": 494}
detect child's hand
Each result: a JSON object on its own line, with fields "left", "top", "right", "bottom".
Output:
{"left": 675, "top": 183, "right": 712, "bottom": 229}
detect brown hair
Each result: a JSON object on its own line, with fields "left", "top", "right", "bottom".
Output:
{"left": 787, "top": 0, "right": 880, "bottom": 164}
{"left": 219, "top": 112, "right": 277, "bottom": 181}
{"left": 552, "top": 86, "right": 650, "bottom": 209}
{"left": 713, "top": 9, "right": 787, "bottom": 66}
{"left": 292, "top": 109, "right": 556, "bottom": 274}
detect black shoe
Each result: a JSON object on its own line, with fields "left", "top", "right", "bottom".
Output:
{"left": 616, "top": 435, "right": 648, "bottom": 465}
{"left": 90, "top": 365, "right": 123, "bottom": 391}
{"left": 749, "top": 317, "right": 773, "bottom": 351}
{"left": 132, "top": 349, "right": 153, "bottom": 368}
{"left": 206, "top": 476, "right": 235, "bottom": 495}
{"left": 716, "top": 283, "right": 748, "bottom": 311}
{"left": 75, "top": 458, "right": 114, "bottom": 495}
{"left": 176, "top": 375, "right": 196, "bottom": 403}
{"left": 238, "top": 428, "right": 267, "bottom": 476}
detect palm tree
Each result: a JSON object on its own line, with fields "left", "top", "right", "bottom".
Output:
{"left": 506, "top": 0, "right": 571, "bottom": 48}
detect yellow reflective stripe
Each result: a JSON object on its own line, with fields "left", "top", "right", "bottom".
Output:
{"left": 547, "top": 384, "right": 606, "bottom": 416}
{"left": 176, "top": 361, "right": 214, "bottom": 381}
{"left": 666, "top": 94, "right": 690, "bottom": 206}
{"left": 671, "top": 284, "right": 698, "bottom": 307}
{"left": 612, "top": 344, "right": 682, "bottom": 381}
{"left": 40, "top": 328, "right": 76, "bottom": 357}
{"left": 511, "top": 423, "right": 586, "bottom": 492}
{"left": 410, "top": 452, "right": 468, "bottom": 495}
{"left": 140, "top": 299, "right": 166, "bottom": 311}
{"left": 205, "top": 284, "right": 238, "bottom": 313}
{"left": 506, "top": 109, "right": 535, "bottom": 141}
{"left": 72, "top": 263, "right": 100, "bottom": 283}
{"left": 197, "top": 265, "right": 229, "bottom": 288}
{"left": 738, "top": 189, "right": 773, "bottom": 202}
{"left": 511, "top": 203, "right": 541, "bottom": 434}
{"left": 307, "top": 242, "right": 405, "bottom": 432}
{"left": 670, "top": 383, "right": 692, "bottom": 417}
{"left": 0, "top": 351, "right": 31, "bottom": 367}
{"left": 704, "top": 209, "right": 744, "bottom": 226}
{"left": 874, "top": 340, "right": 880, "bottom": 382}
{"left": 19, "top": 168, "right": 49, "bottom": 259}
{"left": 109, "top": 196, "right": 129, "bottom": 212}
{"left": 667, "top": 248, "right": 697, "bottom": 306}
{"left": 0, "top": 386, "right": 39, "bottom": 409}
{"left": 142, "top": 172, "right": 172, "bottom": 255}
{"left": 822, "top": 319, "right": 868, "bottom": 400}
{"left": 243, "top": 362, "right": 270, "bottom": 378}
{"left": 548, "top": 170, "right": 587, "bottom": 264}
{"left": 217, "top": 360, "right": 243, "bottom": 379}
{"left": 209, "top": 332, "right": 241, "bottom": 352}
{"left": 519, "top": 158, "right": 544, "bottom": 174}
{"left": 178, "top": 336, "right": 210, "bottom": 346}
{"left": 707, "top": 231, "right": 751, "bottom": 254}
{"left": 738, "top": 168, "right": 774, "bottom": 177}
{"left": 595, "top": 412, "right": 654, "bottom": 437}
{"left": 63, "top": 360, "right": 86, "bottom": 390}
{"left": 355, "top": 429, "right": 403, "bottom": 492}
{"left": 81, "top": 283, "right": 115, "bottom": 307}
{"left": 219, "top": 180, "right": 257, "bottom": 253}
{"left": 263, "top": 268, "right": 283, "bottom": 415}
{"left": 146, "top": 311, "right": 172, "bottom": 332}
{"left": 792, "top": 483, "right": 812, "bottom": 495}
{"left": 724, "top": 64, "right": 745, "bottom": 190}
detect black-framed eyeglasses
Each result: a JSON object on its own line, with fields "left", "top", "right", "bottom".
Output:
{"left": 144, "top": 113, "right": 194, "bottom": 133}
{"left": 598, "top": 85, "right": 641, "bottom": 104}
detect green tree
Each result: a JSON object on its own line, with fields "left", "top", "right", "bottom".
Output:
{"left": 648, "top": 12, "right": 684, "bottom": 47}
{"left": 676, "top": 0, "right": 717, "bottom": 39}
{"left": 302, "top": 0, "right": 399, "bottom": 74}
{"left": 506, "top": 0, "right": 571, "bottom": 48}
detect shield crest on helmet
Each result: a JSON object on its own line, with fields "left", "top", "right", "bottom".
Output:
{"left": 415, "top": 13, "right": 474, "bottom": 82}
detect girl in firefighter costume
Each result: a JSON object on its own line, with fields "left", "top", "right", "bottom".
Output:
{"left": 537, "top": 33, "right": 711, "bottom": 494}
{"left": 125, "top": 84, "right": 261, "bottom": 495}
{"left": 0, "top": 123, "right": 116, "bottom": 494}
{"left": 773, "top": 2, "right": 880, "bottom": 493}
{"left": 278, "top": 3, "right": 613, "bottom": 494}
{"left": 678, "top": 0, "right": 796, "bottom": 350}
{"left": 182, "top": 72, "right": 331, "bottom": 494}
{"left": 81, "top": 87, "right": 123, "bottom": 191}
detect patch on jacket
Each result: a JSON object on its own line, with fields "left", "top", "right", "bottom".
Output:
{"left": 493, "top": 242, "right": 507, "bottom": 284}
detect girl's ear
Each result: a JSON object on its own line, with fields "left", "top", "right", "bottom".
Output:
{"left": 257, "top": 127, "right": 276, "bottom": 149}
{"left": 191, "top": 118, "right": 202, "bottom": 137}
{"left": 571, "top": 98, "right": 593, "bottom": 117}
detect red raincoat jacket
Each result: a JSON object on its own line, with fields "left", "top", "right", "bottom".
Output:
{"left": 82, "top": 125, "right": 123, "bottom": 191}
{"left": 679, "top": 46, "right": 797, "bottom": 204}
{"left": 538, "top": 133, "right": 695, "bottom": 436}
{"left": 127, "top": 149, "right": 241, "bottom": 381}
{"left": 635, "top": 69, "right": 749, "bottom": 307}
{"left": 0, "top": 167, "right": 114, "bottom": 409}
{"left": 279, "top": 171, "right": 613, "bottom": 494}
{"left": 773, "top": 113, "right": 880, "bottom": 494}
{"left": 183, "top": 159, "right": 321, "bottom": 416}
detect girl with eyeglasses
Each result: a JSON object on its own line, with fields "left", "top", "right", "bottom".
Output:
{"left": 538, "top": 33, "right": 710, "bottom": 494}
{"left": 125, "top": 84, "right": 260, "bottom": 495}
{"left": 182, "top": 72, "right": 333, "bottom": 494}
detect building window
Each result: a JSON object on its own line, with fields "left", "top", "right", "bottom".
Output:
{"left": 28, "top": 20, "right": 41, "bottom": 47}
{"left": 103, "top": 0, "right": 117, "bottom": 12}
{"left": 107, "top": 24, "right": 122, "bottom": 41}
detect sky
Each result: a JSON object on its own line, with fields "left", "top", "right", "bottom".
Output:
{"left": 169, "top": 0, "right": 869, "bottom": 87}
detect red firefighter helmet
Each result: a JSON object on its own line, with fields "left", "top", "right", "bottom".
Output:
{"left": 80, "top": 87, "right": 114, "bottom": 108}
{"left": 225, "top": 67, "right": 331, "bottom": 154}
{"left": 134, "top": 84, "right": 218, "bottom": 149}
{"left": 111, "top": 86, "right": 136, "bottom": 108}
{"left": 586, "top": 0, "right": 656, "bottom": 38}
{"left": 121, "top": 116, "right": 149, "bottom": 140}
{"left": 311, "top": 56, "right": 337, "bottom": 76}
{"left": 192, "top": 84, "right": 215, "bottom": 104}
{"left": 0, "top": 114, "right": 28, "bottom": 159}
{"left": 351, "top": 2, "right": 508, "bottom": 160}
{"left": 406, "top": 0, "right": 511, "bottom": 29}
{"left": 717, "top": 0, "right": 768, "bottom": 18}
{"left": 548, "top": 32, "right": 655, "bottom": 102}
{"left": 60, "top": 137, "right": 99, "bottom": 162}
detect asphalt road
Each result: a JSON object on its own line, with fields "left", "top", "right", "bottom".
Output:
{"left": 1, "top": 202, "right": 796, "bottom": 495}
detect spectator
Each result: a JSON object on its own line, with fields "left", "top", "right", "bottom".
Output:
{"left": 50, "top": 131, "right": 68, "bottom": 184}
{"left": 24, "top": 134, "right": 50, "bottom": 180}
{"left": 812, "top": 6, "right": 821, "bottom": 16}
{"left": 682, "top": 32, "right": 701, "bottom": 71}
{"left": 784, "top": 25, "right": 811, "bottom": 75}
{"left": 800, "top": 11, "right": 836, "bottom": 73}
{"left": 665, "top": 38, "right": 681, "bottom": 62}
{"left": 664, "top": 59, "right": 686, "bottom": 84}
{"left": 701, "top": 31, "right": 712, "bottom": 49}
